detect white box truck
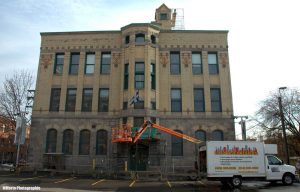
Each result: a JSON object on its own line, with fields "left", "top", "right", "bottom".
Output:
{"left": 198, "top": 141, "right": 297, "bottom": 187}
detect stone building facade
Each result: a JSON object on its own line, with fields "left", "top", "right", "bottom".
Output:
{"left": 29, "top": 4, "right": 235, "bottom": 174}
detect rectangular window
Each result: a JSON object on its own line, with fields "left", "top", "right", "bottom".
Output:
{"left": 122, "top": 117, "right": 127, "bottom": 124}
{"left": 85, "top": 53, "right": 95, "bottom": 74}
{"left": 123, "top": 102, "right": 128, "bottom": 110}
{"left": 65, "top": 88, "right": 77, "bottom": 112}
{"left": 151, "top": 101, "right": 156, "bottom": 110}
{"left": 99, "top": 88, "right": 109, "bottom": 112}
{"left": 171, "top": 88, "right": 182, "bottom": 112}
{"left": 170, "top": 52, "right": 180, "bottom": 75}
{"left": 135, "top": 62, "right": 144, "bottom": 89}
{"left": 160, "top": 13, "right": 168, "bottom": 20}
{"left": 134, "top": 101, "right": 144, "bottom": 109}
{"left": 100, "top": 53, "right": 111, "bottom": 74}
{"left": 135, "top": 34, "right": 145, "bottom": 43}
{"left": 192, "top": 53, "right": 202, "bottom": 74}
{"left": 134, "top": 117, "right": 144, "bottom": 127}
{"left": 49, "top": 88, "right": 61, "bottom": 111}
{"left": 208, "top": 53, "right": 219, "bottom": 74}
{"left": 150, "top": 117, "right": 156, "bottom": 123}
{"left": 69, "top": 53, "right": 80, "bottom": 74}
{"left": 81, "top": 88, "right": 93, "bottom": 112}
{"left": 194, "top": 88, "right": 205, "bottom": 112}
{"left": 54, "top": 53, "right": 64, "bottom": 74}
{"left": 124, "top": 64, "right": 129, "bottom": 90}
{"left": 211, "top": 88, "right": 222, "bottom": 112}
{"left": 151, "top": 63, "right": 156, "bottom": 89}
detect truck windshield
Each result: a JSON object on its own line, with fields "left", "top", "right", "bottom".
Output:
{"left": 267, "top": 155, "right": 282, "bottom": 165}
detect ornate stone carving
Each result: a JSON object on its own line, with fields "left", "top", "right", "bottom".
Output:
{"left": 219, "top": 53, "right": 227, "bottom": 68}
{"left": 182, "top": 52, "right": 191, "bottom": 67}
{"left": 41, "top": 54, "right": 53, "bottom": 69}
{"left": 160, "top": 52, "right": 169, "bottom": 67}
{"left": 112, "top": 52, "right": 121, "bottom": 68}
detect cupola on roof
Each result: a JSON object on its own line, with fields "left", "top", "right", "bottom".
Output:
{"left": 153, "top": 4, "right": 176, "bottom": 30}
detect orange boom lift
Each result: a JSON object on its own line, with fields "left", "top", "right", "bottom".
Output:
{"left": 112, "top": 120, "right": 202, "bottom": 144}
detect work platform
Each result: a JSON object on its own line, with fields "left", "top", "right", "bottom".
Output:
{"left": 112, "top": 124, "right": 160, "bottom": 143}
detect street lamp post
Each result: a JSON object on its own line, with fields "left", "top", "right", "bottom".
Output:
{"left": 278, "top": 87, "right": 290, "bottom": 165}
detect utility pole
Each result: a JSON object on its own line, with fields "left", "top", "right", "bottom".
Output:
{"left": 234, "top": 116, "right": 248, "bottom": 141}
{"left": 1, "top": 124, "right": 4, "bottom": 164}
{"left": 15, "top": 115, "right": 22, "bottom": 168}
{"left": 278, "top": 87, "right": 290, "bottom": 165}
{"left": 14, "top": 112, "right": 26, "bottom": 168}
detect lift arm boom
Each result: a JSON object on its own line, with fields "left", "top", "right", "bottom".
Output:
{"left": 133, "top": 121, "right": 202, "bottom": 144}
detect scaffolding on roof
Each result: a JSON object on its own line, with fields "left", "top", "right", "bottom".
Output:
{"left": 172, "top": 8, "right": 185, "bottom": 30}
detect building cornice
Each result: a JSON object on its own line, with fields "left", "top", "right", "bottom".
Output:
{"left": 40, "top": 30, "right": 121, "bottom": 36}
{"left": 160, "top": 30, "right": 229, "bottom": 33}
{"left": 121, "top": 23, "right": 161, "bottom": 31}
{"left": 40, "top": 28, "right": 228, "bottom": 36}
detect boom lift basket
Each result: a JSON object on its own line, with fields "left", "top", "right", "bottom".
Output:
{"left": 112, "top": 124, "right": 133, "bottom": 143}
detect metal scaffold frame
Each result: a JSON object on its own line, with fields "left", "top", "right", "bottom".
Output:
{"left": 172, "top": 8, "right": 185, "bottom": 30}
{"left": 111, "top": 121, "right": 202, "bottom": 174}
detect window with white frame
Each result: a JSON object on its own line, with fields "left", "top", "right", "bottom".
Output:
{"left": 85, "top": 53, "right": 95, "bottom": 74}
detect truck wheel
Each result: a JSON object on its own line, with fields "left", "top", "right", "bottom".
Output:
{"left": 231, "top": 176, "right": 242, "bottom": 188}
{"left": 282, "top": 173, "right": 294, "bottom": 185}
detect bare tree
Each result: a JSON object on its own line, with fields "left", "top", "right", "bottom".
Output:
{"left": 0, "top": 70, "right": 34, "bottom": 123}
{"left": 254, "top": 87, "right": 300, "bottom": 140}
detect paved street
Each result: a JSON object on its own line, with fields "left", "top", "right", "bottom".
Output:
{"left": 0, "top": 172, "right": 299, "bottom": 192}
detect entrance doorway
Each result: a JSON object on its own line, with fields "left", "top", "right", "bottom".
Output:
{"left": 129, "top": 143, "right": 149, "bottom": 171}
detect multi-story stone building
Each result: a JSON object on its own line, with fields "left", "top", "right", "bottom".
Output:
{"left": 29, "top": 4, "right": 235, "bottom": 174}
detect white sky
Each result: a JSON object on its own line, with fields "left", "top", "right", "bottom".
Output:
{"left": 0, "top": 0, "right": 299, "bottom": 138}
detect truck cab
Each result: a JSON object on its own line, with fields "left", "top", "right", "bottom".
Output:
{"left": 266, "top": 155, "right": 295, "bottom": 185}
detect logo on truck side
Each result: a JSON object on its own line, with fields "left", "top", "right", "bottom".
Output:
{"left": 214, "top": 145, "right": 258, "bottom": 155}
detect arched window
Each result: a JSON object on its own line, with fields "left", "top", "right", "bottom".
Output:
{"left": 151, "top": 35, "right": 156, "bottom": 44}
{"left": 96, "top": 130, "right": 108, "bottom": 155}
{"left": 62, "top": 129, "right": 73, "bottom": 155}
{"left": 45, "top": 129, "right": 57, "bottom": 153}
{"left": 125, "top": 35, "right": 130, "bottom": 44}
{"left": 79, "top": 130, "right": 90, "bottom": 155}
{"left": 171, "top": 130, "right": 183, "bottom": 156}
{"left": 135, "top": 33, "right": 145, "bottom": 43}
{"left": 212, "top": 130, "right": 224, "bottom": 141}
{"left": 195, "top": 130, "right": 206, "bottom": 142}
